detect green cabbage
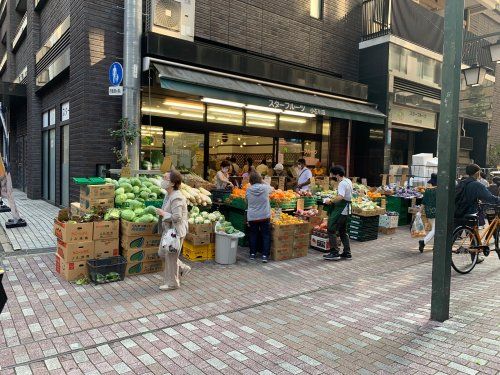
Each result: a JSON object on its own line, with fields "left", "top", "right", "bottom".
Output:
{"left": 132, "top": 186, "right": 140, "bottom": 194}
{"left": 118, "top": 177, "right": 130, "bottom": 185}
{"left": 136, "top": 214, "right": 156, "bottom": 223}
{"left": 148, "top": 193, "right": 157, "bottom": 200}
{"left": 134, "top": 208, "right": 145, "bottom": 217}
{"left": 130, "top": 178, "right": 142, "bottom": 187}
{"left": 121, "top": 209, "right": 136, "bottom": 221}
{"left": 120, "top": 183, "right": 133, "bottom": 193}
{"left": 115, "top": 194, "right": 128, "bottom": 205}
{"left": 126, "top": 193, "right": 135, "bottom": 199}
{"left": 144, "top": 206, "right": 157, "bottom": 216}
{"left": 115, "top": 187, "right": 125, "bottom": 196}
{"left": 126, "top": 200, "right": 143, "bottom": 210}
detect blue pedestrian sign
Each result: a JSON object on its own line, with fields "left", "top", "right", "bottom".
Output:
{"left": 109, "top": 62, "right": 123, "bottom": 86}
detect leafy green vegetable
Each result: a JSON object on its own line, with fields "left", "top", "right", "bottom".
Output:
{"left": 121, "top": 209, "right": 136, "bottom": 221}
{"left": 115, "top": 187, "right": 125, "bottom": 196}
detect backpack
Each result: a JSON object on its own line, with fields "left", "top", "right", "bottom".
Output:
{"left": 454, "top": 179, "right": 474, "bottom": 218}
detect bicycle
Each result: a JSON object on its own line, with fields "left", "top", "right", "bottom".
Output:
{"left": 451, "top": 204, "right": 500, "bottom": 274}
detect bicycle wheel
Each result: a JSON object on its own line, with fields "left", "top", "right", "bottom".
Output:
{"left": 451, "top": 226, "right": 479, "bottom": 274}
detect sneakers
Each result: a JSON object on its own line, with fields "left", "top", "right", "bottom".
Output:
{"left": 419, "top": 240, "right": 425, "bottom": 253}
{"left": 477, "top": 255, "right": 485, "bottom": 264}
{"left": 340, "top": 252, "right": 352, "bottom": 260}
{"left": 180, "top": 265, "right": 192, "bottom": 278}
{"left": 159, "top": 285, "right": 178, "bottom": 291}
{"left": 250, "top": 253, "right": 256, "bottom": 260}
{"left": 262, "top": 255, "right": 268, "bottom": 263}
{"left": 324, "top": 253, "right": 341, "bottom": 261}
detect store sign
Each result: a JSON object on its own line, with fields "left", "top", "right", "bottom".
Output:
{"left": 61, "top": 102, "right": 69, "bottom": 121}
{"left": 390, "top": 105, "right": 437, "bottom": 130}
{"left": 268, "top": 99, "right": 326, "bottom": 116}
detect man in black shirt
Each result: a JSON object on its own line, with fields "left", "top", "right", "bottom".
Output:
{"left": 456, "top": 164, "right": 500, "bottom": 217}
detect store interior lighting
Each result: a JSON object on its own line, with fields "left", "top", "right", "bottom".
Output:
{"left": 283, "top": 110, "right": 316, "bottom": 118}
{"left": 245, "top": 104, "right": 283, "bottom": 113}
{"left": 142, "top": 107, "right": 180, "bottom": 116}
{"left": 247, "top": 120, "right": 276, "bottom": 128}
{"left": 280, "top": 115, "right": 307, "bottom": 124}
{"left": 163, "top": 99, "right": 204, "bottom": 110}
{"left": 207, "top": 106, "right": 243, "bottom": 116}
{"left": 201, "top": 97, "right": 245, "bottom": 108}
{"left": 246, "top": 111, "right": 277, "bottom": 121}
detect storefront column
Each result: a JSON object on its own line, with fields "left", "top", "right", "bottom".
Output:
{"left": 346, "top": 120, "right": 352, "bottom": 176}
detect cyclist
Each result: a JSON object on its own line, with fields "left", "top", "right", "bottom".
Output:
{"left": 455, "top": 164, "right": 500, "bottom": 218}
{"left": 455, "top": 164, "right": 500, "bottom": 262}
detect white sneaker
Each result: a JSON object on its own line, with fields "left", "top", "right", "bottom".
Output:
{"left": 159, "top": 285, "right": 178, "bottom": 291}
{"left": 181, "top": 265, "right": 192, "bottom": 278}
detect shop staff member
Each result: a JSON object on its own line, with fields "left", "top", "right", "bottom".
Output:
{"left": 323, "top": 165, "right": 352, "bottom": 261}
{"left": 230, "top": 157, "right": 240, "bottom": 175}
{"left": 296, "top": 158, "right": 313, "bottom": 192}
{"left": 215, "top": 160, "right": 233, "bottom": 190}
{"left": 271, "top": 163, "right": 288, "bottom": 190}
{"left": 256, "top": 159, "right": 269, "bottom": 176}
{"left": 242, "top": 158, "right": 254, "bottom": 176}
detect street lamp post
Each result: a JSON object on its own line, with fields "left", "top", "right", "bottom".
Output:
{"left": 430, "top": 0, "right": 464, "bottom": 322}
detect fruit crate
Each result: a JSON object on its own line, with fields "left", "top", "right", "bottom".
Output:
{"left": 227, "top": 197, "right": 247, "bottom": 210}
{"left": 302, "top": 197, "right": 316, "bottom": 208}
{"left": 183, "top": 242, "right": 210, "bottom": 262}
{"left": 211, "top": 189, "right": 232, "bottom": 204}
{"left": 87, "top": 256, "right": 127, "bottom": 284}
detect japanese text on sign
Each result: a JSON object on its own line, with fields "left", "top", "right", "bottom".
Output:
{"left": 268, "top": 100, "right": 326, "bottom": 116}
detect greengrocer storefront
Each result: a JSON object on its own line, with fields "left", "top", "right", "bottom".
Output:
{"left": 140, "top": 59, "right": 386, "bottom": 182}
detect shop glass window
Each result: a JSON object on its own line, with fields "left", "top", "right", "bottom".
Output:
{"left": 209, "top": 133, "right": 274, "bottom": 182}
{"left": 279, "top": 115, "right": 316, "bottom": 133}
{"left": 140, "top": 126, "right": 164, "bottom": 170}
{"left": 49, "top": 108, "right": 56, "bottom": 125}
{"left": 165, "top": 131, "right": 205, "bottom": 176}
{"left": 142, "top": 97, "right": 204, "bottom": 121}
{"left": 389, "top": 44, "right": 441, "bottom": 86}
{"left": 246, "top": 110, "right": 277, "bottom": 129}
{"left": 206, "top": 105, "right": 243, "bottom": 125}
{"left": 42, "top": 112, "right": 48, "bottom": 128}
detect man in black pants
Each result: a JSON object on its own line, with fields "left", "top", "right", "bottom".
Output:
{"left": 324, "top": 166, "right": 352, "bottom": 261}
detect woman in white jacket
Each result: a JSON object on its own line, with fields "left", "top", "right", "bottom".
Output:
{"left": 156, "top": 170, "right": 190, "bottom": 290}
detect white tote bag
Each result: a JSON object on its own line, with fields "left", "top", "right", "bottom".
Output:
{"left": 158, "top": 228, "right": 181, "bottom": 258}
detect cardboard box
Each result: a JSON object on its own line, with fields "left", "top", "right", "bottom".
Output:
{"left": 185, "top": 232, "right": 211, "bottom": 246}
{"left": 188, "top": 223, "right": 212, "bottom": 235}
{"left": 208, "top": 243, "right": 215, "bottom": 259}
{"left": 120, "top": 220, "right": 158, "bottom": 236}
{"left": 121, "top": 247, "right": 160, "bottom": 263}
{"left": 271, "top": 245, "right": 292, "bottom": 261}
{"left": 57, "top": 240, "right": 95, "bottom": 262}
{"left": 271, "top": 224, "right": 296, "bottom": 237}
{"left": 292, "top": 245, "right": 309, "bottom": 258}
{"left": 93, "top": 220, "right": 119, "bottom": 240}
{"left": 121, "top": 234, "right": 161, "bottom": 251}
{"left": 94, "top": 239, "right": 120, "bottom": 259}
{"left": 125, "top": 260, "right": 164, "bottom": 276}
{"left": 55, "top": 254, "right": 88, "bottom": 282}
{"left": 310, "top": 235, "right": 331, "bottom": 251}
{"left": 80, "top": 197, "right": 114, "bottom": 213}
{"left": 70, "top": 202, "right": 81, "bottom": 217}
{"left": 293, "top": 236, "right": 310, "bottom": 247}
{"left": 80, "top": 184, "right": 115, "bottom": 200}
{"left": 54, "top": 220, "right": 94, "bottom": 242}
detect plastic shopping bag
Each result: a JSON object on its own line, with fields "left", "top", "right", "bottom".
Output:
{"left": 411, "top": 212, "right": 426, "bottom": 238}
{"left": 158, "top": 228, "right": 181, "bottom": 258}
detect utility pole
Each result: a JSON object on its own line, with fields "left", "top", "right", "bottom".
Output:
{"left": 122, "top": 0, "right": 142, "bottom": 171}
{"left": 430, "top": 0, "right": 464, "bottom": 322}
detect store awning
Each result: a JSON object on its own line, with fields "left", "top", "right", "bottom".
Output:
{"left": 153, "top": 63, "right": 386, "bottom": 125}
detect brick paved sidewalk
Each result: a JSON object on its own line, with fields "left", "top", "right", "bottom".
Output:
{"left": 0, "top": 190, "right": 59, "bottom": 252}
{"left": 0, "top": 229, "right": 499, "bottom": 375}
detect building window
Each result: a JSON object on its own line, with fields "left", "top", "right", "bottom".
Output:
{"left": 310, "top": 0, "right": 323, "bottom": 19}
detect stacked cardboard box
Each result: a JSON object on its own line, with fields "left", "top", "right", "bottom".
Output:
{"left": 80, "top": 184, "right": 115, "bottom": 214}
{"left": 271, "top": 222, "right": 311, "bottom": 261}
{"left": 93, "top": 220, "right": 120, "bottom": 259}
{"left": 54, "top": 220, "right": 94, "bottom": 281}
{"left": 184, "top": 223, "right": 214, "bottom": 261}
{"left": 120, "top": 220, "right": 164, "bottom": 276}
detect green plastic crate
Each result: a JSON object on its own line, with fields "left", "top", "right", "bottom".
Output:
{"left": 145, "top": 200, "right": 163, "bottom": 208}
{"left": 73, "top": 177, "right": 106, "bottom": 185}
{"left": 229, "top": 198, "right": 247, "bottom": 210}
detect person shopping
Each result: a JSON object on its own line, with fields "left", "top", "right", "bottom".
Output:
{"left": 215, "top": 160, "right": 234, "bottom": 190}
{"left": 246, "top": 172, "right": 272, "bottom": 263}
{"left": 323, "top": 166, "right": 352, "bottom": 261}
{"left": 156, "top": 170, "right": 191, "bottom": 290}
{"left": 419, "top": 174, "right": 437, "bottom": 253}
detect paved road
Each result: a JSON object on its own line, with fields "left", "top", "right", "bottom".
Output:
{"left": 0, "top": 229, "right": 499, "bottom": 374}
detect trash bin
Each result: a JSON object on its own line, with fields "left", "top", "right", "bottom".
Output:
{"left": 215, "top": 232, "right": 244, "bottom": 265}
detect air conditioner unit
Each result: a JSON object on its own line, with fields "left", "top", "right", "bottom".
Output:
{"left": 150, "top": 0, "right": 195, "bottom": 42}
{"left": 460, "top": 136, "right": 474, "bottom": 151}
